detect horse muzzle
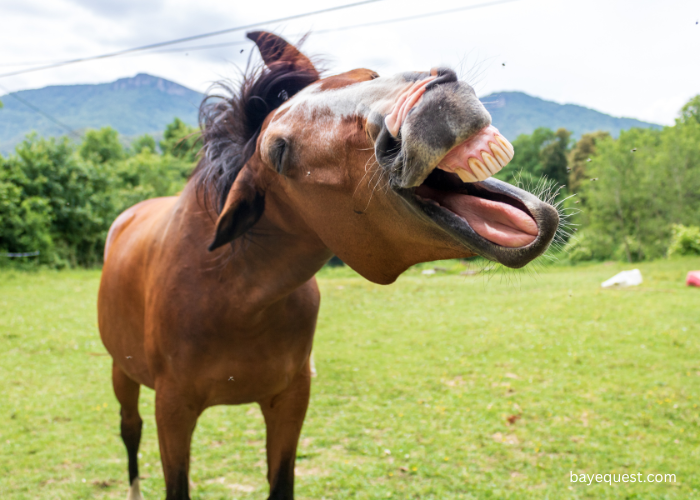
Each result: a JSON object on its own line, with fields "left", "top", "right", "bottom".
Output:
{"left": 373, "top": 69, "right": 560, "bottom": 268}
{"left": 375, "top": 69, "right": 493, "bottom": 189}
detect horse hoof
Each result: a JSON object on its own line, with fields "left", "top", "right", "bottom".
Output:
{"left": 127, "top": 478, "right": 144, "bottom": 500}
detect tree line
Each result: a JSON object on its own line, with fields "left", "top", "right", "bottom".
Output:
{"left": 2, "top": 96, "right": 699, "bottom": 267}
{"left": 494, "top": 95, "right": 700, "bottom": 262}
{"left": 0, "top": 118, "right": 198, "bottom": 267}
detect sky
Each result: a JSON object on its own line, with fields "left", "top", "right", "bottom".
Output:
{"left": 0, "top": 0, "right": 698, "bottom": 126}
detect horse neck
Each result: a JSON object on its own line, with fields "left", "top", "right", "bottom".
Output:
{"left": 182, "top": 183, "right": 333, "bottom": 307}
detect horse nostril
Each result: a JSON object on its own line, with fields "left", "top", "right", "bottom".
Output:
{"left": 375, "top": 123, "right": 401, "bottom": 168}
{"left": 426, "top": 68, "right": 458, "bottom": 91}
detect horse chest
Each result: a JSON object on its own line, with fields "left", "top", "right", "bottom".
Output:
{"left": 153, "top": 300, "right": 317, "bottom": 405}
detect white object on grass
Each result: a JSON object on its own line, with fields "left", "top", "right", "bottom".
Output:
{"left": 422, "top": 269, "right": 436, "bottom": 275}
{"left": 601, "top": 269, "right": 643, "bottom": 288}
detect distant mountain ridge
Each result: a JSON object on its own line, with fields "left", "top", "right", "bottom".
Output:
{"left": 108, "top": 73, "right": 195, "bottom": 95}
{"left": 0, "top": 73, "right": 203, "bottom": 154}
{"left": 0, "top": 74, "right": 661, "bottom": 155}
{"left": 481, "top": 91, "right": 661, "bottom": 139}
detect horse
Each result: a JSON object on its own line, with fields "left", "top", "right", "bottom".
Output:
{"left": 98, "top": 31, "right": 559, "bottom": 500}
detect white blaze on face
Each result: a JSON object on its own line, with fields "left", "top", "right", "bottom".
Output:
{"left": 272, "top": 74, "right": 421, "bottom": 132}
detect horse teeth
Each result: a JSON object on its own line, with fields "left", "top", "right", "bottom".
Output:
{"left": 496, "top": 135, "right": 514, "bottom": 158}
{"left": 455, "top": 167, "right": 478, "bottom": 183}
{"left": 489, "top": 142, "right": 510, "bottom": 167}
{"left": 481, "top": 152, "right": 501, "bottom": 174}
{"left": 468, "top": 158, "right": 490, "bottom": 180}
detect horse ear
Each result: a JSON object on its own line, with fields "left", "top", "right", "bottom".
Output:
{"left": 246, "top": 31, "right": 319, "bottom": 77}
{"left": 208, "top": 168, "right": 265, "bottom": 251}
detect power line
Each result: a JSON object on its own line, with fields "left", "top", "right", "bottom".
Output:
{"left": 0, "top": 83, "right": 83, "bottom": 139}
{"left": 1, "top": 0, "right": 525, "bottom": 70}
{"left": 132, "top": 40, "right": 249, "bottom": 55}
{"left": 0, "top": 0, "right": 383, "bottom": 79}
{"left": 110, "top": 0, "right": 526, "bottom": 57}
{"left": 313, "top": 0, "right": 524, "bottom": 36}
{"left": 0, "top": 60, "right": 58, "bottom": 68}
{"left": 0, "top": 0, "right": 523, "bottom": 141}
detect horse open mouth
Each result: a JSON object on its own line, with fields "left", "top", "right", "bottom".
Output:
{"left": 395, "top": 126, "right": 559, "bottom": 268}
{"left": 415, "top": 175, "right": 538, "bottom": 248}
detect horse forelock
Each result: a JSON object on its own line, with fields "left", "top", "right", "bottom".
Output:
{"left": 193, "top": 60, "right": 320, "bottom": 213}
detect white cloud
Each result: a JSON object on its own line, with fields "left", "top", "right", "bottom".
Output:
{"left": 1, "top": 0, "right": 698, "bottom": 125}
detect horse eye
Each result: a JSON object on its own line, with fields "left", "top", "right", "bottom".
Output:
{"left": 270, "top": 138, "right": 288, "bottom": 174}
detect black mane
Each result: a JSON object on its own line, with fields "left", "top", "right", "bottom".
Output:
{"left": 193, "top": 60, "right": 319, "bottom": 213}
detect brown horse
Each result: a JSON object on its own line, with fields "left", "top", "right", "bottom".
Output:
{"left": 98, "top": 31, "right": 558, "bottom": 500}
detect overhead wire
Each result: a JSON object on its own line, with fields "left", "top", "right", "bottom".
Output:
{"left": 1, "top": 0, "right": 524, "bottom": 67}
{"left": 0, "top": 83, "right": 83, "bottom": 139}
{"left": 131, "top": 0, "right": 525, "bottom": 57}
{"left": 0, "top": 0, "right": 523, "bottom": 142}
{"left": 0, "top": 0, "right": 387, "bottom": 138}
{"left": 0, "top": 0, "right": 384, "bottom": 79}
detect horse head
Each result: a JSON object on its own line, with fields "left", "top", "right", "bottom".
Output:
{"left": 206, "top": 31, "right": 559, "bottom": 284}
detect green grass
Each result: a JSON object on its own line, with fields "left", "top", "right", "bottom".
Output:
{"left": 1, "top": 258, "right": 699, "bottom": 499}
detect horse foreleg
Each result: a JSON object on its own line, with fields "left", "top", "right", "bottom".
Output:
{"left": 155, "top": 384, "right": 200, "bottom": 500}
{"left": 260, "top": 361, "right": 312, "bottom": 500}
{"left": 112, "top": 363, "right": 144, "bottom": 500}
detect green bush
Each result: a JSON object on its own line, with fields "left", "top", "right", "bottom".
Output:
{"left": 0, "top": 119, "right": 197, "bottom": 268}
{"left": 667, "top": 224, "right": 700, "bottom": 257}
{"left": 0, "top": 180, "right": 53, "bottom": 261}
{"left": 564, "top": 230, "right": 615, "bottom": 263}
{"left": 571, "top": 97, "right": 700, "bottom": 262}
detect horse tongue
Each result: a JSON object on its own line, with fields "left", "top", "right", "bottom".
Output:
{"left": 417, "top": 187, "right": 538, "bottom": 247}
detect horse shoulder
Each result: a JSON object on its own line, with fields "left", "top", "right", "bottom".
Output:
{"left": 104, "top": 197, "right": 178, "bottom": 262}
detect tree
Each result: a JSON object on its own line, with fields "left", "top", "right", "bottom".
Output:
{"left": 2, "top": 134, "right": 119, "bottom": 266}
{"left": 131, "top": 134, "right": 157, "bottom": 154}
{"left": 574, "top": 118, "right": 700, "bottom": 262}
{"left": 0, "top": 177, "right": 53, "bottom": 260}
{"left": 160, "top": 118, "right": 200, "bottom": 162}
{"left": 114, "top": 148, "right": 190, "bottom": 208}
{"left": 495, "top": 127, "right": 572, "bottom": 201}
{"left": 496, "top": 127, "right": 553, "bottom": 184}
{"left": 568, "top": 131, "right": 610, "bottom": 194}
{"left": 575, "top": 129, "right": 656, "bottom": 262}
{"left": 678, "top": 94, "right": 700, "bottom": 125}
{"left": 79, "top": 127, "right": 125, "bottom": 164}
{"left": 1, "top": 122, "right": 199, "bottom": 268}
{"left": 540, "top": 128, "right": 572, "bottom": 188}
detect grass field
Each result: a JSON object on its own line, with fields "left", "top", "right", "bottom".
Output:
{"left": 1, "top": 258, "right": 699, "bottom": 499}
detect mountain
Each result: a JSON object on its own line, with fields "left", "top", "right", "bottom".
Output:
{"left": 0, "top": 73, "right": 203, "bottom": 154}
{"left": 481, "top": 91, "right": 661, "bottom": 140}
{"left": 0, "top": 74, "right": 662, "bottom": 155}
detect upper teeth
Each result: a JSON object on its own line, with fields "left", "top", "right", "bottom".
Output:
{"left": 435, "top": 128, "right": 515, "bottom": 183}
{"left": 454, "top": 135, "right": 514, "bottom": 182}
{"left": 489, "top": 142, "right": 510, "bottom": 166}
{"left": 496, "top": 135, "right": 515, "bottom": 157}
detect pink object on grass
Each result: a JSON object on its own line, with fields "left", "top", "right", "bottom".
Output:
{"left": 687, "top": 271, "right": 700, "bottom": 287}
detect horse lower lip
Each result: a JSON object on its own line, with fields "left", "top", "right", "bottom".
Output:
{"left": 415, "top": 185, "right": 538, "bottom": 247}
